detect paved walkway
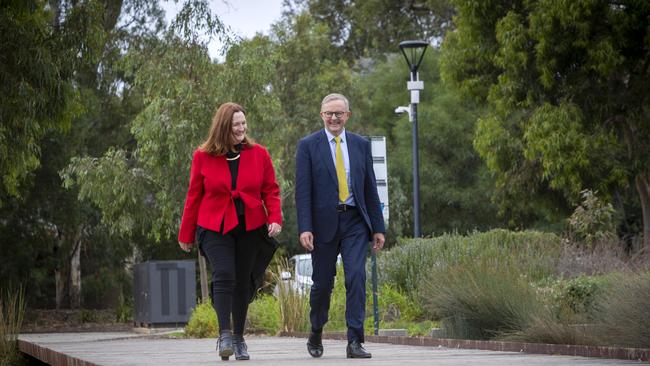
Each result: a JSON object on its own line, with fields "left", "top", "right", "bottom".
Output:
{"left": 19, "top": 332, "right": 648, "bottom": 366}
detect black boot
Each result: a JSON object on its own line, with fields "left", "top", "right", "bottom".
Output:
{"left": 217, "top": 330, "right": 234, "bottom": 360}
{"left": 233, "top": 334, "right": 250, "bottom": 360}
{"left": 307, "top": 331, "right": 323, "bottom": 358}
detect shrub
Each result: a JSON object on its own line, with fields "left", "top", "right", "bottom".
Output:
{"left": 114, "top": 292, "right": 132, "bottom": 323}
{"left": 247, "top": 295, "right": 280, "bottom": 334}
{"left": 375, "top": 283, "right": 423, "bottom": 323}
{"left": 418, "top": 261, "right": 543, "bottom": 340}
{"left": 567, "top": 190, "right": 617, "bottom": 246}
{"left": 379, "top": 229, "right": 562, "bottom": 300}
{"left": 0, "top": 288, "right": 26, "bottom": 366}
{"left": 184, "top": 295, "right": 281, "bottom": 337}
{"left": 553, "top": 275, "right": 608, "bottom": 320}
{"left": 184, "top": 301, "right": 218, "bottom": 338}
{"left": 596, "top": 271, "right": 650, "bottom": 348}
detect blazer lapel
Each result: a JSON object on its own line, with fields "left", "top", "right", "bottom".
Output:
{"left": 317, "top": 130, "right": 337, "bottom": 185}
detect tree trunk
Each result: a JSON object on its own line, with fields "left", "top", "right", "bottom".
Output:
{"left": 198, "top": 250, "right": 209, "bottom": 304}
{"left": 54, "top": 235, "right": 66, "bottom": 309}
{"left": 69, "top": 240, "right": 81, "bottom": 309}
{"left": 55, "top": 268, "right": 65, "bottom": 309}
{"left": 636, "top": 173, "right": 650, "bottom": 251}
{"left": 69, "top": 224, "right": 86, "bottom": 309}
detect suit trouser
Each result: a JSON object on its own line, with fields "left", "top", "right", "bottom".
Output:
{"left": 197, "top": 221, "right": 265, "bottom": 335}
{"left": 309, "top": 208, "right": 369, "bottom": 343}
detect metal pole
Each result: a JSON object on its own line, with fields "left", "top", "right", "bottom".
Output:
{"left": 411, "top": 102, "right": 420, "bottom": 237}
{"left": 371, "top": 250, "right": 379, "bottom": 335}
{"left": 409, "top": 69, "right": 422, "bottom": 237}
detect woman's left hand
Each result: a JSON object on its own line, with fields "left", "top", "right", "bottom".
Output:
{"left": 268, "top": 222, "right": 282, "bottom": 237}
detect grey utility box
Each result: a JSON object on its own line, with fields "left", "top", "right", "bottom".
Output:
{"left": 133, "top": 260, "right": 196, "bottom": 326}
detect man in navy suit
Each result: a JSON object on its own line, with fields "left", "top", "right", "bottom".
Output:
{"left": 295, "top": 93, "right": 386, "bottom": 359}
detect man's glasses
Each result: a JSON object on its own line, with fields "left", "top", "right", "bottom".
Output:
{"left": 321, "top": 111, "right": 348, "bottom": 118}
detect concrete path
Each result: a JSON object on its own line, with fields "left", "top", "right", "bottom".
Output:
{"left": 19, "top": 332, "right": 648, "bottom": 366}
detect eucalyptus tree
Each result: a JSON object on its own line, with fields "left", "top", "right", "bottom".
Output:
{"left": 1, "top": 0, "right": 167, "bottom": 308}
{"left": 287, "top": 0, "right": 455, "bottom": 60}
{"left": 442, "top": 0, "right": 650, "bottom": 247}
{"left": 0, "top": 0, "right": 78, "bottom": 203}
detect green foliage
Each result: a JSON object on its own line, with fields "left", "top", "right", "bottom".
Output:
{"left": 552, "top": 275, "right": 607, "bottom": 320}
{"left": 247, "top": 295, "right": 281, "bottom": 334}
{"left": 0, "top": 288, "right": 26, "bottom": 366}
{"left": 114, "top": 293, "right": 133, "bottom": 323}
{"left": 568, "top": 190, "right": 617, "bottom": 246}
{"left": 79, "top": 309, "right": 98, "bottom": 323}
{"left": 0, "top": 0, "right": 80, "bottom": 201}
{"left": 182, "top": 295, "right": 281, "bottom": 338}
{"left": 376, "top": 283, "right": 423, "bottom": 323}
{"left": 379, "top": 229, "right": 562, "bottom": 299}
{"left": 184, "top": 301, "right": 218, "bottom": 338}
{"left": 597, "top": 272, "right": 650, "bottom": 348}
{"left": 64, "top": 2, "right": 223, "bottom": 242}
{"left": 442, "top": 0, "right": 650, "bottom": 237}
{"left": 295, "top": 0, "right": 455, "bottom": 60}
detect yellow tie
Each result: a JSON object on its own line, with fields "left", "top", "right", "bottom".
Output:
{"left": 335, "top": 136, "right": 349, "bottom": 202}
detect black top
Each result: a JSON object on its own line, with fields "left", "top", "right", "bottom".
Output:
{"left": 226, "top": 144, "right": 245, "bottom": 216}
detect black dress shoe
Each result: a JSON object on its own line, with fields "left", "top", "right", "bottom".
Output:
{"left": 306, "top": 331, "right": 323, "bottom": 358}
{"left": 217, "top": 330, "right": 234, "bottom": 360}
{"left": 346, "top": 340, "right": 371, "bottom": 358}
{"left": 233, "top": 334, "right": 250, "bottom": 360}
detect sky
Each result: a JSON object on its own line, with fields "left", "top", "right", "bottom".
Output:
{"left": 162, "top": 0, "right": 286, "bottom": 60}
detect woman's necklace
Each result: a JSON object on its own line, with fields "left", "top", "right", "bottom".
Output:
{"left": 226, "top": 143, "right": 242, "bottom": 161}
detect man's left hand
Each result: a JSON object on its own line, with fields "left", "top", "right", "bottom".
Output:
{"left": 372, "top": 233, "right": 385, "bottom": 252}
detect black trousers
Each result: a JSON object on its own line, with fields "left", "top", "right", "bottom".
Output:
{"left": 197, "top": 220, "right": 266, "bottom": 335}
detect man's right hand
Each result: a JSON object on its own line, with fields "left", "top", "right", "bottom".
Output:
{"left": 299, "top": 231, "right": 314, "bottom": 251}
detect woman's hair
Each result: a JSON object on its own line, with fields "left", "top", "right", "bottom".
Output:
{"left": 199, "top": 102, "right": 255, "bottom": 155}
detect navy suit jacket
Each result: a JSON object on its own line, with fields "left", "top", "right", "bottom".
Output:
{"left": 295, "top": 129, "right": 386, "bottom": 244}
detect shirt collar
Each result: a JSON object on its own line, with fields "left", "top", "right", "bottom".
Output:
{"left": 324, "top": 128, "right": 346, "bottom": 143}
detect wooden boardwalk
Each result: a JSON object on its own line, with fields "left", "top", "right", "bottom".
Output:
{"left": 19, "top": 332, "right": 649, "bottom": 366}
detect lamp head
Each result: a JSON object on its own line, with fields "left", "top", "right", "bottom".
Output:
{"left": 398, "top": 40, "right": 429, "bottom": 74}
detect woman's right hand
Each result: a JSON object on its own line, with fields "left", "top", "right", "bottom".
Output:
{"left": 178, "top": 241, "right": 192, "bottom": 252}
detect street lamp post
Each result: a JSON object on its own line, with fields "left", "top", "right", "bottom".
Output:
{"left": 399, "top": 41, "right": 429, "bottom": 238}
{"left": 398, "top": 40, "right": 429, "bottom": 238}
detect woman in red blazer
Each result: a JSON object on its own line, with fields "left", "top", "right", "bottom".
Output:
{"left": 178, "top": 102, "right": 282, "bottom": 361}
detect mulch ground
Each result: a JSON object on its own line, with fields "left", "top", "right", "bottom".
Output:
{"left": 21, "top": 309, "right": 132, "bottom": 333}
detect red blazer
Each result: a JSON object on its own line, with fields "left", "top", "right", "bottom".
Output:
{"left": 178, "top": 144, "right": 282, "bottom": 244}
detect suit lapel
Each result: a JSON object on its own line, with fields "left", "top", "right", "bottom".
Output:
{"left": 317, "top": 130, "right": 337, "bottom": 185}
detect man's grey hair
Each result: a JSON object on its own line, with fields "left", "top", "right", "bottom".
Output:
{"left": 321, "top": 93, "right": 350, "bottom": 111}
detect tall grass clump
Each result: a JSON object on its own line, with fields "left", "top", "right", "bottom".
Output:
{"left": 418, "top": 262, "right": 543, "bottom": 340}
{"left": 596, "top": 271, "right": 650, "bottom": 348}
{"left": 1, "top": 288, "right": 26, "bottom": 366}
{"left": 272, "top": 258, "right": 309, "bottom": 333}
